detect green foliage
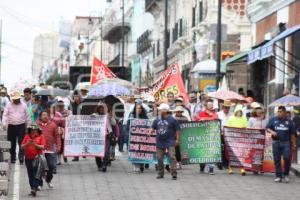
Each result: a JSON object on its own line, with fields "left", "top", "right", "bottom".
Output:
{"left": 45, "top": 73, "right": 70, "bottom": 89}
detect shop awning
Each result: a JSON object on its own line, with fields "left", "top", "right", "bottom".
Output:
{"left": 221, "top": 51, "right": 248, "bottom": 72}
{"left": 247, "top": 24, "right": 300, "bottom": 64}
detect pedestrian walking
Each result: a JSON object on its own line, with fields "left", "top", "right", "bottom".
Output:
{"left": 2, "top": 91, "right": 30, "bottom": 164}
{"left": 94, "top": 103, "right": 115, "bottom": 172}
{"left": 0, "top": 89, "right": 10, "bottom": 120}
{"left": 70, "top": 92, "right": 82, "bottom": 162}
{"left": 174, "top": 97, "right": 191, "bottom": 121}
{"left": 37, "top": 111, "right": 61, "bottom": 188}
{"left": 217, "top": 100, "right": 232, "bottom": 169}
{"left": 248, "top": 106, "right": 266, "bottom": 129}
{"left": 226, "top": 105, "right": 248, "bottom": 176}
{"left": 194, "top": 99, "right": 218, "bottom": 175}
{"left": 167, "top": 92, "right": 176, "bottom": 110}
{"left": 22, "top": 88, "right": 32, "bottom": 107}
{"left": 21, "top": 125, "right": 45, "bottom": 197}
{"left": 266, "top": 106, "right": 297, "bottom": 183}
{"left": 128, "top": 102, "right": 149, "bottom": 173}
{"left": 173, "top": 106, "right": 189, "bottom": 170}
{"left": 152, "top": 103, "right": 180, "bottom": 180}
{"left": 187, "top": 93, "right": 202, "bottom": 119}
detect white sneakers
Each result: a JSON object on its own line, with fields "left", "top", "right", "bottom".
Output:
{"left": 274, "top": 176, "right": 290, "bottom": 183}
{"left": 274, "top": 177, "right": 281, "bottom": 182}
{"left": 47, "top": 182, "right": 54, "bottom": 189}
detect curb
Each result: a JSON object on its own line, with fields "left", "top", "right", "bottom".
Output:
{"left": 291, "top": 164, "right": 300, "bottom": 177}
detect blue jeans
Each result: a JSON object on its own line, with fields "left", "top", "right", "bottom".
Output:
{"left": 45, "top": 153, "right": 56, "bottom": 183}
{"left": 25, "top": 159, "right": 39, "bottom": 190}
{"left": 272, "top": 141, "right": 291, "bottom": 178}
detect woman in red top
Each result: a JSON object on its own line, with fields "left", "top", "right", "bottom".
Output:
{"left": 21, "top": 125, "right": 45, "bottom": 197}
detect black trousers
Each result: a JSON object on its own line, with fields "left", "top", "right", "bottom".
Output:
{"left": 95, "top": 135, "right": 111, "bottom": 169}
{"left": 7, "top": 124, "right": 26, "bottom": 162}
{"left": 175, "top": 146, "right": 181, "bottom": 162}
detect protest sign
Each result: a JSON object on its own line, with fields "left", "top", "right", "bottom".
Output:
{"left": 223, "top": 127, "right": 265, "bottom": 171}
{"left": 179, "top": 120, "right": 222, "bottom": 164}
{"left": 139, "top": 63, "right": 188, "bottom": 102}
{"left": 128, "top": 119, "right": 169, "bottom": 164}
{"left": 64, "top": 115, "right": 107, "bottom": 157}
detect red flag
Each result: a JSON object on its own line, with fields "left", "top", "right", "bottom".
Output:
{"left": 90, "top": 57, "right": 117, "bottom": 85}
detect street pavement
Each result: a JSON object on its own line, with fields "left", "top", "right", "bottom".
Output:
{"left": 8, "top": 151, "right": 300, "bottom": 200}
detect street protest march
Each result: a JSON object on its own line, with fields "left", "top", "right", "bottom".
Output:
{"left": 64, "top": 115, "right": 107, "bottom": 157}
{"left": 128, "top": 119, "right": 169, "bottom": 164}
{"left": 223, "top": 127, "right": 265, "bottom": 172}
{"left": 139, "top": 63, "right": 189, "bottom": 102}
{"left": 179, "top": 120, "right": 222, "bottom": 164}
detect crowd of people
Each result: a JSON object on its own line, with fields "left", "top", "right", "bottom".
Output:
{"left": 0, "top": 84, "right": 299, "bottom": 196}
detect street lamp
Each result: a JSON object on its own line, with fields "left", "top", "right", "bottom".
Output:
{"left": 216, "top": 0, "right": 222, "bottom": 89}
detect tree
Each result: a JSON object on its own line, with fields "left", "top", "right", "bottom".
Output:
{"left": 45, "top": 73, "right": 70, "bottom": 89}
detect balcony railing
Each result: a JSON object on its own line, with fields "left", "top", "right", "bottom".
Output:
{"left": 145, "top": 0, "right": 158, "bottom": 12}
{"left": 172, "top": 18, "right": 188, "bottom": 43}
{"left": 137, "top": 30, "right": 152, "bottom": 54}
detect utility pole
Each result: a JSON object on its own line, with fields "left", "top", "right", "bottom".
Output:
{"left": 164, "top": 0, "right": 168, "bottom": 70}
{"left": 100, "top": 17, "right": 103, "bottom": 60}
{"left": 0, "top": 20, "right": 2, "bottom": 83}
{"left": 121, "top": 0, "right": 125, "bottom": 69}
{"left": 216, "top": 0, "right": 222, "bottom": 90}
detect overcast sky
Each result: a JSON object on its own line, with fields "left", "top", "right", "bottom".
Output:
{"left": 0, "top": 0, "right": 105, "bottom": 89}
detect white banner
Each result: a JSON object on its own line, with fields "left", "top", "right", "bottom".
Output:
{"left": 64, "top": 115, "right": 107, "bottom": 157}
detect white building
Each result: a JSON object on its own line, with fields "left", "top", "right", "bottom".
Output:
{"left": 32, "top": 33, "right": 61, "bottom": 81}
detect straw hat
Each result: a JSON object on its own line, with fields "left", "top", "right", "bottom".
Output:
{"left": 173, "top": 106, "right": 184, "bottom": 112}
{"left": 10, "top": 91, "right": 21, "bottom": 100}
{"left": 222, "top": 100, "right": 231, "bottom": 107}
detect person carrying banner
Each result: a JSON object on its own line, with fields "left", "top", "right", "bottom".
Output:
{"left": 71, "top": 92, "right": 82, "bottom": 162}
{"left": 194, "top": 99, "right": 218, "bottom": 175}
{"left": 266, "top": 106, "right": 296, "bottom": 183}
{"left": 248, "top": 106, "right": 266, "bottom": 129}
{"left": 226, "top": 105, "right": 248, "bottom": 176}
{"left": 174, "top": 97, "right": 191, "bottom": 121}
{"left": 128, "top": 102, "right": 149, "bottom": 173}
{"left": 94, "top": 103, "right": 116, "bottom": 172}
{"left": 21, "top": 125, "right": 45, "bottom": 197}
{"left": 37, "top": 111, "right": 61, "bottom": 189}
{"left": 152, "top": 103, "right": 180, "bottom": 180}
{"left": 217, "top": 100, "right": 232, "bottom": 169}
{"left": 173, "top": 106, "right": 189, "bottom": 170}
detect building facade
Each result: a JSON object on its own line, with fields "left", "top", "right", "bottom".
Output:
{"left": 32, "top": 33, "right": 61, "bottom": 81}
{"left": 247, "top": 0, "right": 300, "bottom": 104}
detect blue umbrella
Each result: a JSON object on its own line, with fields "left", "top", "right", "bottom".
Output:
{"left": 269, "top": 95, "right": 300, "bottom": 107}
{"left": 88, "top": 82, "right": 136, "bottom": 97}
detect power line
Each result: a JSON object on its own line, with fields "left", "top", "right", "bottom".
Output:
{"left": 1, "top": 41, "right": 58, "bottom": 59}
{"left": 0, "top": 4, "right": 73, "bottom": 37}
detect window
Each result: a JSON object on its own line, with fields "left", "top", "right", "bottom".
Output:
{"left": 268, "top": 57, "right": 276, "bottom": 81}
{"left": 199, "top": 1, "right": 203, "bottom": 23}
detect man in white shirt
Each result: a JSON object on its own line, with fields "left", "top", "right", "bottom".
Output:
{"left": 217, "top": 100, "right": 232, "bottom": 170}
{"left": 217, "top": 100, "right": 232, "bottom": 127}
